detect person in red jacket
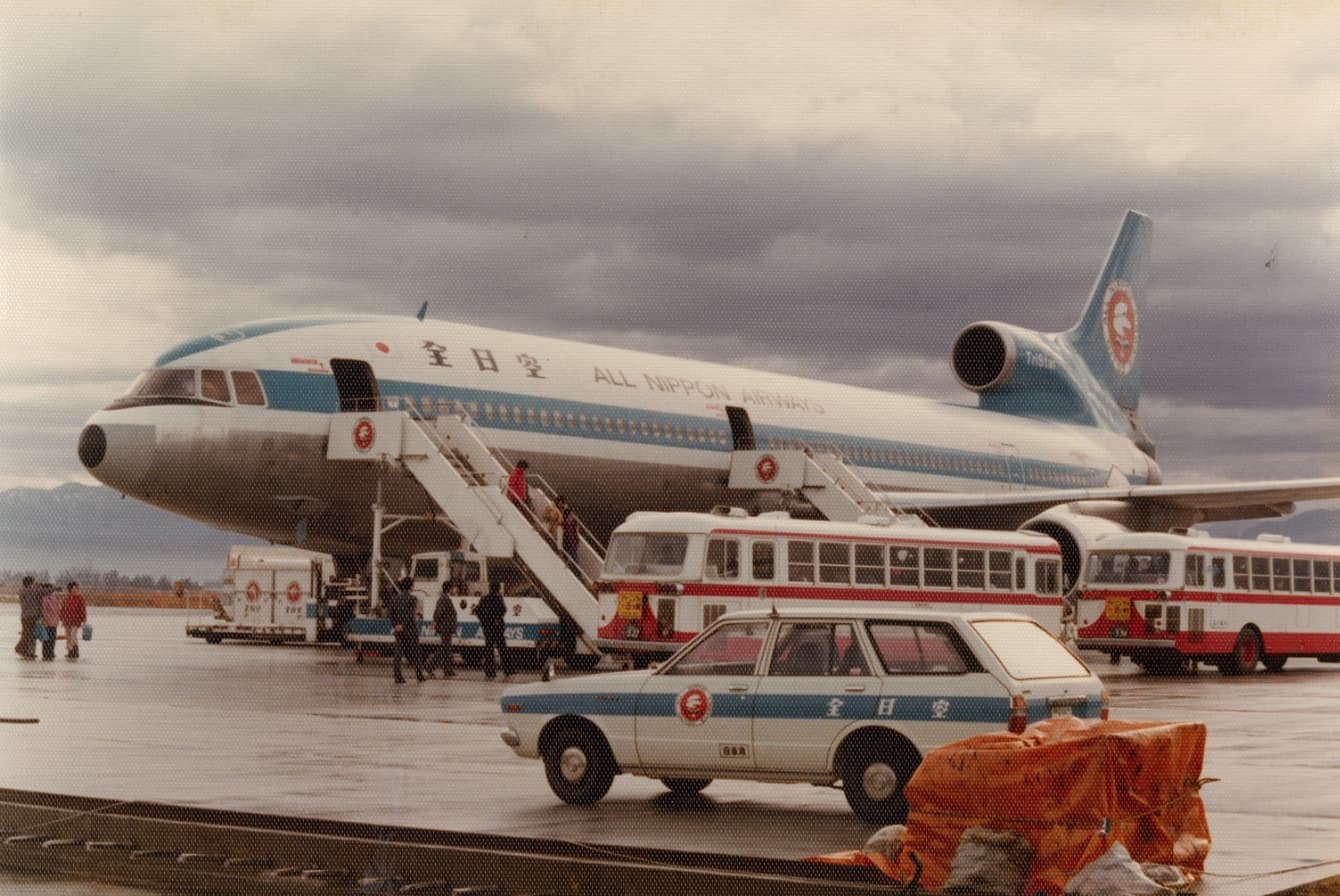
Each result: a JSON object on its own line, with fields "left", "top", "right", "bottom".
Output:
{"left": 59, "top": 581, "right": 88, "bottom": 659}
{"left": 506, "top": 459, "right": 530, "bottom": 510}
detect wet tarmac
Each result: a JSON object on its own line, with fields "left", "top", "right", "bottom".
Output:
{"left": 2, "top": 607, "right": 1338, "bottom": 894}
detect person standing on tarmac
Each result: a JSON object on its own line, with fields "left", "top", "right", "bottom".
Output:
{"left": 39, "top": 583, "right": 61, "bottom": 662}
{"left": 14, "top": 576, "right": 41, "bottom": 658}
{"left": 59, "top": 581, "right": 88, "bottom": 659}
{"left": 424, "top": 579, "right": 459, "bottom": 678}
{"left": 473, "top": 579, "right": 511, "bottom": 679}
{"left": 384, "top": 577, "right": 425, "bottom": 684}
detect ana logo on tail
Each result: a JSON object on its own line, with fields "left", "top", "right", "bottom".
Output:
{"left": 1102, "top": 279, "right": 1138, "bottom": 375}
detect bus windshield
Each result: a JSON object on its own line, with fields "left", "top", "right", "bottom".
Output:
{"left": 605, "top": 533, "right": 690, "bottom": 578}
{"left": 1087, "top": 550, "right": 1171, "bottom": 586}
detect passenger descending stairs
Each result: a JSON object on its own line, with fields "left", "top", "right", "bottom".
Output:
{"left": 326, "top": 412, "right": 602, "bottom": 655}
{"left": 728, "top": 448, "right": 920, "bottom": 524}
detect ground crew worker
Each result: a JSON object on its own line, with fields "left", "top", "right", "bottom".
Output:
{"left": 385, "top": 577, "right": 425, "bottom": 684}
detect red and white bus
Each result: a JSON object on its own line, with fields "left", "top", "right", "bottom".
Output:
{"left": 594, "top": 509, "right": 1066, "bottom": 664}
{"left": 1075, "top": 530, "right": 1340, "bottom": 674}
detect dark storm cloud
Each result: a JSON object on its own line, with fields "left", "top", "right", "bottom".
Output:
{"left": 3, "top": 5, "right": 1337, "bottom": 491}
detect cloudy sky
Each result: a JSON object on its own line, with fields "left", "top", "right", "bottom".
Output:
{"left": 2, "top": 2, "right": 1337, "bottom": 497}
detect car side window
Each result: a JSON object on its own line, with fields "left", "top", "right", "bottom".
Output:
{"left": 660, "top": 621, "right": 767, "bottom": 676}
{"left": 866, "top": 621, "right": 977, "bottom": 675}
{"left": 766, "top": 622, "right": 866, "bottom": 676}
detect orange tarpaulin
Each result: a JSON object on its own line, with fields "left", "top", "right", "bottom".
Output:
{"left": 893, "top": 718, "right": 1211, "bottom": 895}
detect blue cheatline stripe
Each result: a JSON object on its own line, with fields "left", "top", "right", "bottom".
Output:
{"left": 505, "top": 688, "right": 1041, "bottom": 724}
{"left": 247, "top": 368, "right": 1131, "bottom": 488}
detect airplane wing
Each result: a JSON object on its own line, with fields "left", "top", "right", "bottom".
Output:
{"left": 876, "top": 477, "right": 1340, "bottom": 531}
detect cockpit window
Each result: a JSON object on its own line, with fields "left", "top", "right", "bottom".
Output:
{"left": 231, "top": 371, "right": 266, "bottom": 406}
{"left": 200, "top": 369, "right": 231, "bottom": 403}
{"left": 107, "top": 367, "right": 268, "bottom": 410}
{"left": 136, "top": 368, "right": 197, "bottom": 399}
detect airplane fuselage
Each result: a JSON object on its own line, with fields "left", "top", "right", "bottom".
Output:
{"left": 79, "top": 316, "right": 1160, "bottom": 563}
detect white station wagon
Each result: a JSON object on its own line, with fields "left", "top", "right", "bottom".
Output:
{"left": 500, "top": 607, "right": 1108, "bottom": 823}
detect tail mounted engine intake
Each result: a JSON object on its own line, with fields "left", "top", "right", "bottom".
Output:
{"left": 948, "top": 210, "right": 1155, "bottom": 456}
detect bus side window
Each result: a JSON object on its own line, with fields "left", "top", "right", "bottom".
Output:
{"left": 1272, "top": 557, "right": 1292, "bottom": 592}
{"left": 751, "top": 541, "right": 775, "bottom": 581}
{"left": 988, "top": 551, "right": 1012, "bottom": 590}
{"left": 1211, "top": 557, "right": 1226, "bottom": 589}
{"left": 889, "top": 546, "right": 919, "bottom": 587}
{"left": 1234, "top": 556, "right": 1250, "bottom": 591}
{"left": 1185, "top": 554, "right": 1204, "bottom": 588}
{"left": 705, "top": 538, "right": 740, "bottom": 580}
{"left": 1251, "top": 556, "right": 1270, "bottom": 591}
{"left": 788, "top": 540, "right": 815, "bottom": 583}
{"left": 1315, "top": 560, "right": 1333, "bottom": 595}
{"left": 1015, "top": 556, "right": 1026, "bottom": 591}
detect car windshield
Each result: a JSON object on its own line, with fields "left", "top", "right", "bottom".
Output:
{"left": 971, "top": 619, "right": 1093, "bottom": 680}
{"left": 605, "top": 533, "right": 690, "bottom": 578}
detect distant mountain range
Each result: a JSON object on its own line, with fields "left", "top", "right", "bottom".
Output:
{"left": 1, "top": 483, "right": 1336, "bottom": 585}
{"left": 1204, "top": 508, "right": 1340, "bottom": 545}
{"left": 0, "top": 483, "right": 263, "bottom": 584}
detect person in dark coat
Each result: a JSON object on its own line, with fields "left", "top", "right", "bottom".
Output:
{"left": 424, "top": 580, "right": 459, "bottom": 678}
{"left": 384, "top": 577, "right": 425, "bottom": 684}
{"left": 14, "top": 576, "right": 41, "bottom": 658}
{"left": 473, "top": 580, "right": 512, "bottom": 679}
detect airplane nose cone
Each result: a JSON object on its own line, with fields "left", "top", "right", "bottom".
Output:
{"left": 78, "top": 424, "right": 107, "bottom": 469}
{"left": 77, "top": 418, "right": 156, "bottom": 493}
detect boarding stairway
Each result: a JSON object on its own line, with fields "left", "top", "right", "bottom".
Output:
{"left": 727, "top": 448, "right": 929, "bottom": 525}
{"left": 327, "top": 412, "right": 603, "bottom": 657}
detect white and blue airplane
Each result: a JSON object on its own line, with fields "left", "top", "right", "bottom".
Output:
{"left": 77, "top": 211, "right": 1340, "bottom": 575}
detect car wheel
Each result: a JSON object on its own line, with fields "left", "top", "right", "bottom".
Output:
{"left": 660, "top": 778, "right": 711, "bottom": 795}
{"left": 841, "top": 739, "right": 920, "bottom": 825}
{"left": 543, "top": 728, "right": 615, "bottom": 805}
{"left": 1262, "top": 654, "right": 1287, "bottom": 673}
{"left": 1222, "top": 628, "right": 1262, "bottom": 676}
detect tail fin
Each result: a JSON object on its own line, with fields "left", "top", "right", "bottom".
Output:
{"left": 1063, "top": 210, "right": 1152, "bottom": 412}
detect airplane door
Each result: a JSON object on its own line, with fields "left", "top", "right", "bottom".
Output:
{"left": 331, "top": 358, "right": 380, "bottom": 413}
{"left": 726, "top": 406, "right": 755, "bottom": 451}
{"left": 996, "top": 443, "right": 1023, "bottom": 489}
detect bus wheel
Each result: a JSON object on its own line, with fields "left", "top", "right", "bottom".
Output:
{"left": 1262, "top": 654, "right": 1287, "bottom": 673}
{"left": 204, "top": 633, "right": 222, "bottom": 645}
{"left": 1222, "top": 628, "right": 1262, "bottom": 676}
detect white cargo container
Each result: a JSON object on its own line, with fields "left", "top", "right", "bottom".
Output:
{"left": 188, "top": 546, "right": 367, "bottom": 645}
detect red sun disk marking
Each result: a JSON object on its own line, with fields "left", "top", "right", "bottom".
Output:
{"left": 375, "top": 342, "right": 390, "bottom": 354}
{"left": 353, "top": 418, "right": 376, "bottom": 452}
{"left": 245, "top": 581, "right": 261, "bottom": 602}
{"left": 756, "top": 455, "right": 779, "bottom": 483}
{"left": 676, "top": 687, "right": 712, "bottom": 725}
{"left": 286, "top": 581, "right": 302, "bottom": 603}
{"left": 1102, "top": 282, "right": 1137, "bottom": 374}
